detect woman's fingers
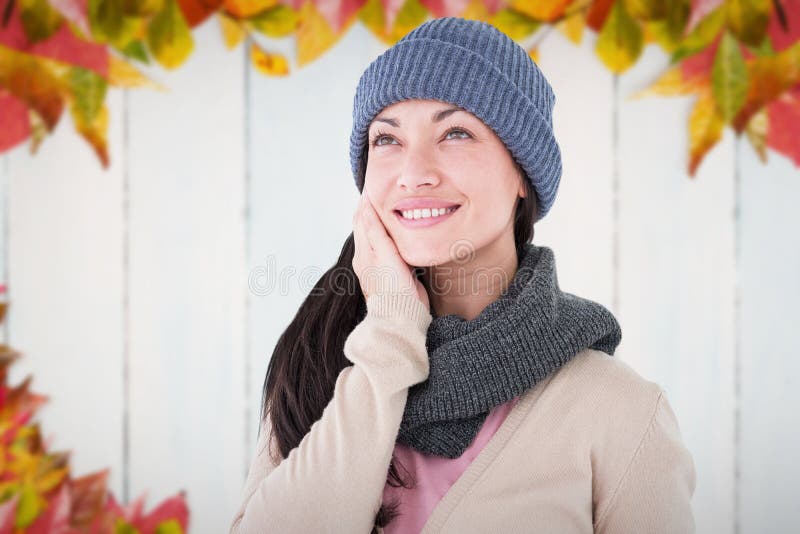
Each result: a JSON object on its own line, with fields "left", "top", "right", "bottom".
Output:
{"left": 361, "top": 192, "right": 394, "bottom": 257}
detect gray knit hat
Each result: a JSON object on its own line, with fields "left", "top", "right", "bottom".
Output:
{"left": 349, "top": 16, "right": 562, "bottom": 222}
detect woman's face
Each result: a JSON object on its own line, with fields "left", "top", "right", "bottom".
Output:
{"left": 364, "top": 98, "right": 526, "bottom": 267}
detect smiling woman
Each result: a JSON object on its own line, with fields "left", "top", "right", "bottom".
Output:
{"left": 230, "top": 16, "right": 696, "bottom": 534}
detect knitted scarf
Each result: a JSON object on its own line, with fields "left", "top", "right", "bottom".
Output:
{"left": 395, "top": 242, "right": 623, "bottom": 459}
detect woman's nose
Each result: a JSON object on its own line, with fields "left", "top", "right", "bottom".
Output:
{"left": 396, "top": 146, "right": 441, "bottom": 190}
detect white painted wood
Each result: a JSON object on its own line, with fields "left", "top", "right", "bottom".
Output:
{"left": 738, "top": 137, "right": 800, "bottom": 534}
{"left": 1, "top": 155, "right": 8, "bottom": 344}
{"left": 245, "top": 23, "right": 381, "bottom": 459}
{"left": 126, "top": 19, "right": 246, "bottom": 533}
{"left": 4, "top": 91, "right": 126, "bottom": 499}
{"left": 617, "top": 45, "right": 736, "bottom": 534}
{"left": 534, "top": 29, "right": 616, "bottom": 314}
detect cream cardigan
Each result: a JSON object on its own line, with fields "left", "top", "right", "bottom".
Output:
{"left": 230, "top": 292, "right": 696, "bottom": 533}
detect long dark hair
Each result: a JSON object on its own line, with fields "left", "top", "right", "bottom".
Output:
{"left": 260, "top": 148, "right": 538, "bottom": 532}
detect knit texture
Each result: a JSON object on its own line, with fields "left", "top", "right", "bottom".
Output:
{"left": 349, "top": 17, "right": 563, "bottom": 221}
{"left": 396, "top": 242, "right": 623, "bottom": 458}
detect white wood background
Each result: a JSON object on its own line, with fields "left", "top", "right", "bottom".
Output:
{"left": 0, "top": 18, "right": 797, "bottom": 534}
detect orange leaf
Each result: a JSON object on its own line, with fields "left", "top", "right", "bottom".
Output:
{"left": 688, "top": 89, "right": 725, "bottom": 176}
{"left": 224, "top": 0, "right": 281, "bottom": 18}
{"left": 509, "top": 0, "right": 571, "bottom": 22}
{"left": 177, "top": 0, "right": 224, "bottom": 26}
{"left": 0, "top": 46, "right": 67, "bottom": 131}
{"left": 586, "top": 0, "right": 614, "bottom": 31}
{"left": 250, "top": 42, "right": 289, "bottom": 75}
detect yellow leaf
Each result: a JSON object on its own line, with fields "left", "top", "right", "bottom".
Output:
{"left": 248, "top": 4, "right": 298, "bottom": 38}
{"left": 744, "top": 106, "right": 768, "bottom": 162}
{"left": 108, "top": 55, "right": 165, "bottom": 89}
{"left": 71, "top": 102, "right": 110, "bottom": 167}
{"left": 218, "top": 13, "right": 246, "bottom": 49}
{"left": 628, "top": 65, "right": 705, "bottom": 99}
{"left": 0, "top": 45, "right": 67, "bottom": 131}
{"left": 147, "top": 0, "right": 194, "bottom": 69}
{"left": 488, "top": 8, "right": 541, "bottom": 41}
{"left": 688, "top": 89, "right": 725, "bottom": 176}
{"left": 460, "top": 0, "right": 490, "bottom": 22}
{"left": 296, "top": 0, "right": 351, "bottom": 67}
{"left": 596, "top": 0, "right": 643, "bottom": 73}
{"left": 528, "top": 46, "right": 540, "bottom": 64}
{"left": 121, "top": 0, "right": 164, "bottom": 16}
{"left": 623, "top": 0, "right": 667, "bottom": 20}
{"left": 250, "top": 42, "right": 289, "bottom": 76}
{"left": 555, "top": 7, "right": 586, "bottom": 44}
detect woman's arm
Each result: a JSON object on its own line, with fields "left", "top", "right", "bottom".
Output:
{"left": 593, "top": 390, "right": 697, "bottom": 534}
{"left": 229, "top": 291, "right": 432, "bottom": 533}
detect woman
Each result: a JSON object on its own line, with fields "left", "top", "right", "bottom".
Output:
{"left": 230, "top": 17, "right": 696, "bottom": 534}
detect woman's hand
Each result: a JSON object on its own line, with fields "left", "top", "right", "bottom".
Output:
{"left": 352, "top": 192, "right": 430, "bottom": 311}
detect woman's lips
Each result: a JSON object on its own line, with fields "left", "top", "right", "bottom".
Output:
{"left": 394, "top": 205, "right": 460, "bottom": 228}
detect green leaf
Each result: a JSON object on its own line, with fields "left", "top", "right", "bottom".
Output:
{"left": 596, "top": 0, "right": 643, "bottom": 73}
{"left": 19, "top": 0, "right": 64, "bottom": 43}
{"left": 623, "top": 0, "right": 667, "bottom": 20}
{"left": 669, "top": 4, "right": 726, "bottom": 64}
{"left": 147, "top": 0, "right": 194, "bottom": 69}
{"left": 488, "top": 8, "right": 542, "bottom": 41}
{"left": 645, "top": 0, "right": 690, "bottom": 53}
{"left": 114, "top": 519, "right": 140, "bottom": 534}
{"left": 15, "top": 483, "right": 41, "bottom": 528}
{"left": 122, "top": 39, "right": 151, "bottom": 63}
{"left": 121, "top": 0, "right": 164, "bottom": 16}
{"left": 712, "top": 29, "right": 748, "bottom": 122}
{"left": 726, "top": 0, "right": 771, "bottom": 48}
{"left": 69, "top": 67, "right": 108, "bottom": 123}
{"left": 249, "top": 5, "right": 298, "bottom": 38}
{"left": 88, "top": 0, "right": 140, "bottom": 49}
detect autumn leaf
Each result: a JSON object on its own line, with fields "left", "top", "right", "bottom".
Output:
{"left": 509, "top": 0, "right": 571, "bottom": 22}
{"left": 224, "top": 0, "right": 281, "bottom": 18}
{"left": 670, "top": 4, "right": 725, "bottom": 64}
{"left": 248, "top": 4, "right": 299, "bottom": 38}
{"left": 744, "top": 105, "right": 768, "bottom": 162}
{"left": 459, "top": 0, "right": 490, "bottom": 22}
{"left": 712, "top": 29, "right": 748, "bottom": 122}
{"left": 121, "top": 0, "right": 165, "bottom": 17}
{"left": 177, "top": 0, "right": 224, "bottom": 27}
{"left": 108, "top": 55, "right": 164, "bottom": 89}
{"left": 643, "top": 0, "right": 690, "bottom": 52}
{"left": 629, "top": 64, "right": 706, "bottom": 98}
{"left": 726, "top": 0, "right": 771, "bottom": 48}
{"left": 19, "top": 0, "right": 64, "bottom": 43}
{"left": 87, "top": 0, "right": 141, "bottom": 49}
{"left": 555, "top": 5, "right": 587, "bottom": 44}
{"left": 766, "top": 86, "right": 800, "bottom": 166}
{"left": 296, "top": 0, "right": 353, "bottom": 67}
{"left": 0, "top": 46, "right": 67, "bottom": 132}
{"left": 623, "top": 0, "right": 668, "bottom": 20}
{"left": 488, "top": 7, "right": 541, "bottom": 41}
{"left": 596, "top": 0, "right": 643, "bottom": 73}
{"left": 218, "top": 13, "right": 246, "bottom": 48}
{"left": 688, "top": 88, "right": 725, "bottom": 176}
{"left": 358, "top": 0, "right": 427, "bottom": 45}
{"left": 250, "top": 42, "right": 289, "bottom": 75}
{"left": 147, "top": 0, "right": 195, "bottom": 69}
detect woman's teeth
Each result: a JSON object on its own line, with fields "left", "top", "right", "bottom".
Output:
{"left": 400, "top": 206, "right": 458, "bottom": 220}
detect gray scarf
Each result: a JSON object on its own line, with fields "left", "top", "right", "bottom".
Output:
{"left": 396, "top": 242, "right": 623, "bottom": 459}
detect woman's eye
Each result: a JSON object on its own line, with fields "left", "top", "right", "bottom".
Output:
{"left": 374, "top": 135, "right": 395, "bottom": 147}
{"left": 445, "top": 128, "right": 471, "bottom": 140}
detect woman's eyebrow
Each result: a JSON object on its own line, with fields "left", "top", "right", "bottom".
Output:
{"left": 372, "top": 106, "right": 465, "bottom": 128}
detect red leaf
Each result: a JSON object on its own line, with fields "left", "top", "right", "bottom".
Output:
{"left": 0, "top": 93, "right": 31, "bottom": 152}
{"left": 134, "top": 491, "right": 190, "bottom": 533}
{"left": 0, "top": 2, "right": 108, "bottom": 77}
{"left": 767, "top": 86, "right": 800, "bottom": 166}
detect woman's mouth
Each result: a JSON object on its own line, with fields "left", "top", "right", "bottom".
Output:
{"left": 393, "top": 205, "right": 461, "bottom": 229}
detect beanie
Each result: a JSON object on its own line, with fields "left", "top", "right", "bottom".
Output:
{"left": 349, "top": 16, "right": 563, "bottom": 222}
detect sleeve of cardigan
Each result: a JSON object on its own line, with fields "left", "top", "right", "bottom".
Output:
{"left": 594, "top": 390, "right": 697, "bottom": 534}
{"left": 229, "top": 291, "right": 432, "bottom": 534}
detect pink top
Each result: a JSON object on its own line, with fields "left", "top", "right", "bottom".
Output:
{"left": 382, "top": 395, "right": 522, "bottom": 533}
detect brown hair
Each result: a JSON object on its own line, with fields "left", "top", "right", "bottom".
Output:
{"left": 260, "top": 149, "right": 538, "bottom": 532}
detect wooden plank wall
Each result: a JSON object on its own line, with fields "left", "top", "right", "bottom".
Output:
{"left": 0, "top": 17, "right": 797, "bottom": 534}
